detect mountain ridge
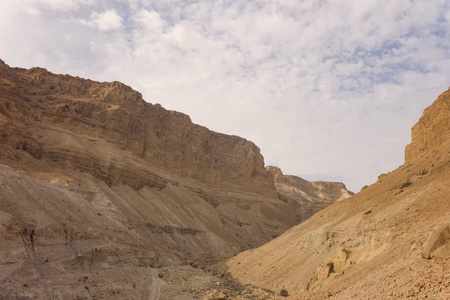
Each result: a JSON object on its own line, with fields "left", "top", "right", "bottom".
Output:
{"left": 0, "top": 59, "right": 276, "bottom": 194}
{"left": 0, "top": 60, "right": 351, "bottom": 299}
{"left": 266, "top": 166, "right": 353, "bottom": 223}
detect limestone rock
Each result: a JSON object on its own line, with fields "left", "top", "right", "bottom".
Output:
{"left": 0, "top": 60, "right": 352, "bottom": 299}
{"left": 0, "top": 60, "right": 288, "bottom": 298}
{"left": 422, "top": 224, "right": 450, "bottom": 259}
{"left": 0, "top": 60, "right": 274, "bottom": 195}
{"left": 266, "top": 166, "right": 353, "bottom": 222}
{"left": 405, "top": 89, "right": 450, "bottom": 163}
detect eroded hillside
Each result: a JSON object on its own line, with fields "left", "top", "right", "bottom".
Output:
{"left": 0, "top": 60, "right": 350, "bottom": 299}
{"left": 266, "top": 166, "right": 353, "bottom": 223}
{"left": 222, "top": 89, "right": 450, "bottom": 299}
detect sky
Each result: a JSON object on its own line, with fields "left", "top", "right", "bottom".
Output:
{"left": 1, "top": 0, "right": 450, "bottom": 192}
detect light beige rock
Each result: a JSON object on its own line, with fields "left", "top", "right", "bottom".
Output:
{"left": 422, "top": 224, "right": 450, "bottom": 259}
{"left": 405, "top": 89, "right": 450, "bottom": 163}
{"left": 266, "top": 166, "right": 353, "bottom": 222}
{"left": 222, "top": 88, "right": 450, "bottom": 299}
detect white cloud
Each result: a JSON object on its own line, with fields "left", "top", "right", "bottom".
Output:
{"left": 135, "top": 9, "right": 165, "bottom": 31}
{"left": 1, "top": 0, "right": 450, "bottom": 191}
{"left": 80, "top": 9, "right": 123, "bottom": 31}
{"left": 39, "top": 0, "right": 95, "bottom": 11}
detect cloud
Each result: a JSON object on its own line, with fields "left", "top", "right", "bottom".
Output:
{"left": 135, "top": 9, "right": 165, "bottom": 32}
{"left": 79, "top": 9, "right": 123, "bottom": 31}
{"left": 1, "top": 0, "right": 450, "bottom": 191}
{"left": 39, "top": 0, "right": 95, "bottom": 11}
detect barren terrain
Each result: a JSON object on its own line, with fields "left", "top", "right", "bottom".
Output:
{"left": 0, "top": 60, "right": 350, "bottom": 299}
{"left": 1, "top": 59, "right": 448, "bottom": 299}
{"left": 222, "top": 88, "right": 450, "bottom": 299}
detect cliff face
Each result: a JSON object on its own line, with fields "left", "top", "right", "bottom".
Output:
{"left": 0, "top": 60, "right": 285, "bottom": 298}
{"left": 0, "top": 59, "right": 274, "bottom": 194}
{"left": 0, "top": 60, "right": 352, "bottom": 299}
{"left": 222, "top": 89, "right": 450, "bottom": 299}
{"left": 405, "top": 88, "right": 450, "bottom": 163}
{"left": 266, "top": 166, "right": 353, "bottom": 222}
{"left": 0, "top": 58, "right": 287, "bottom": 261}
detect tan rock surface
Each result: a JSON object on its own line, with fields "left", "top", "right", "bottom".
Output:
{"left": 222, "top": 89, "right": 450, "bottom": 299}
{"left": 405, "top": 88, "right": 450, "bottom": 163}
{"left": 267, "top": 166, "right": 353, "bottom": 222}
{"left": 0, "top": 59, "right": 274, "bottom": 194}
{"left": 0, "top": 60, "right": 348, "bottom": 298}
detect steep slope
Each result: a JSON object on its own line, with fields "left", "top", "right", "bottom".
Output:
{"left": 222, "top": 89, "right": 450, "bottom": 299}
{"left": 0, "top": 60, "right": 274, "bottom": 193}
{"left": 0, "top": 60, "right": 351, "bottom": 299}
{"left": 267, "top": 166, "right": 353, "bottom": 222}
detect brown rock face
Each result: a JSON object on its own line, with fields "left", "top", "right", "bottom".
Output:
{"left": 0, "top": 59, "right": 274, "bottom": 194}
{"left": 0, "top": 60, "right": 349, "bottom": 298}
{"left": 405, "top": 89, "right": 450, "bottom": 163}
{"left": 222, "top": 89, "right": 450, "bottom": 299}
{"left": 0, "top": 61, "right": 285, "bottom": 257}
{"left": 266, "top": 166, "right": 353, "bottom": 222}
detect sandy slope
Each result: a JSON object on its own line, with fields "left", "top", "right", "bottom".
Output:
{"left": 221, "top": 89, "right": 450, "bottom": 299}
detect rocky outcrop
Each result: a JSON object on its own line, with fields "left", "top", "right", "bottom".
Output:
{"left": 0, "top": 59, "right": 274, "bottom": 194}
{"left": 405, "top": 88, "right": 450, "bottom": 163}
{"left": 0, "top": 58, "right": 291, "bottom": 263}
{"left": 266, "top": 166, "right": 353, "bottom": 222}
{"left": 222, "top": 88, "right": 450, "bottom": 299}
{"left": 422, "top": 224, "right": 450, "bottom": 260}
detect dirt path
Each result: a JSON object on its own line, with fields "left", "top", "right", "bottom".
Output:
{"left": 149, "top": 268, "right": 166, "bottom": 300}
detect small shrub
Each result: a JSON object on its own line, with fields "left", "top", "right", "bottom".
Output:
{"left": 400, "top": 181, "right": 412, "bottom": 189}
{"left": 280, "top": 289, "right": 289, "bottom": 297}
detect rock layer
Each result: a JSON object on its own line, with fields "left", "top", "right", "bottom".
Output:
{"left": 0, "top": 59, "right": 274, "bottom": 194}
{"left": 0, "top": 60, "right": 351, "bottom": 298}
{"left": 405, "top": 88, "right": 450, "bottom": 163}
{"left": 266, "top": 166, "right": 353, "bottom": 222}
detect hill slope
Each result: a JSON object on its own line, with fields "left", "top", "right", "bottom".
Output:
{"left": 266, "top": 166, "right": 353, "bottom": 223}
{"left": 221, "top": 89, "right": 450, "bottom": 299}
{"left": 0, "top": 60, "right": 350, "bottom": 298}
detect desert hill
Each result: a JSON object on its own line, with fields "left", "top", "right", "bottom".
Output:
{"left": 221, "top": 88, "right": 450, "bottom": 298}
{"left": 0, "top": 60, "right": 350, "bottom": 299}
{"left": 266, "top": 166, "right": 353, "bottom": 223}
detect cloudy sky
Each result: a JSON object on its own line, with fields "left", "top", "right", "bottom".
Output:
{"left": 1, "top": 0, "right": 450, "bottom": 192}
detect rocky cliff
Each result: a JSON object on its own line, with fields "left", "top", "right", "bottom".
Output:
{"left": 0, "top": 59, "right": 274, "bottom": 194}
{"left": 0, "top": 60, "right": 350, "bottom": 299}
{"left": 405, "top": 88, "right": 450, "bottom": 163}
{"left": 222, "top": 89, "right": 450, "bottom": 299}
{"left": 266, "top": 166, "right": 353, "bottom": 222}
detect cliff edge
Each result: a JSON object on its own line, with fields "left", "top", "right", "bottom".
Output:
{"left": 405, "top": 88, "right": 450, "bottom": 163}
{"left": 266, "top": 166, "right": 353, "bottom": 222}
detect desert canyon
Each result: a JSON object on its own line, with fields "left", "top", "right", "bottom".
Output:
{"left": 0, "top": 59, "right": 448, "bottom": 299}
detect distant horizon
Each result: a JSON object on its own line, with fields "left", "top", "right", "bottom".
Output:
{"left": 1, "top": 1, "right": 450, "bottom": 192}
